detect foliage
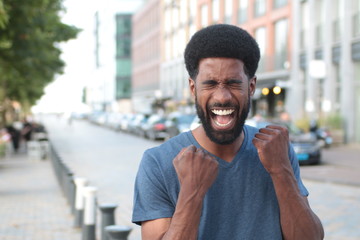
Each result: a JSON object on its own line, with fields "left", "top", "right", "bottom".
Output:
{"left": 319, "top": 112, "right": 343, "bottom": 130}
{"left": 0, "top": 0, "right": 80, "bottom": 119}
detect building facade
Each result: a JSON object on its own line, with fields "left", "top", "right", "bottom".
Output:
{"left": 132, "top": 0, "right": 359, "bottom": 143}
{"left": 84, "top": 1, "right": 142, "bottom": 113}
{"left": 290, "top": 0, "right": 360, "bottom": 143}
{"left": 132, "top": 0, "right": 162, "bottom": 114}
{"left": 160, "top": 0, "right": 292, "bottom": 117}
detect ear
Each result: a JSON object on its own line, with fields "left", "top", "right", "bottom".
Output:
{"left": 189, "top": 78, "right": 196, "bottom": 97}
{"left": 249, "top": 76, "right": 257, "bottom": 96}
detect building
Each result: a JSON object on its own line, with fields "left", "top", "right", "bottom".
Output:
{"left": 85, "top": 1, "right": 143, "bottom": 113}
{"left": 160, "top": 0, "right": 292, "bottom": 117}
{"left": 115, "top": 13, "right": 133, "bottom": 112}
{"left": 134, "top": 0, "right": 359, "bottom": 143}
{"left": 132, "top": 0, "right": 162, "bottom": 114}
{"left": 290, "top": 0, "right": 360, "bottom": 143}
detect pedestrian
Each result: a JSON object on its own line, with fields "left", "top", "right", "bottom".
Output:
{"left": 5, "top": 125, "right": 21, "bottom": 153}
{"left": 132, "top": 24, "right": 324, "bottom": 240}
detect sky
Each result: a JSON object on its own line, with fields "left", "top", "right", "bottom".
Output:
{"left": 32, "top": 0, "right": 144, "bottom": 113}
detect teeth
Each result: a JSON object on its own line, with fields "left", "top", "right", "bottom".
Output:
{"left": 211, "top": 109, "right": 234, "bottom": 116}
{"left": 215, "top": 119, "right": 234, "bottom": 127}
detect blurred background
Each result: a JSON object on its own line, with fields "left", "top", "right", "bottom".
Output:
{"left": 0, "top": 0, "right": 360, "bottom": 240}
{"left": 0, "top": 0, "right": 359, "bottom": 144}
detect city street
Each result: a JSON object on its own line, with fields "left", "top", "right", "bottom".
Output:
{"left": 40, "top": 115, "right": 360, "bottom": 240}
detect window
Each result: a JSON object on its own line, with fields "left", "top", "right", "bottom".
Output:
{"left": 180, "top": 0, "right": 188, "bottom": 25}
{"left": 201, "top": 4, "right": 209, "bottom": 28}
{"left": 274, "top": 19, "right": 288, "bottom": 70}
{"left": 224, "top": 0, "right": 232, "bottom": 24}
{"left": 238, "top": 0, "right": 248, "bottom": 24}
{"left": 254, "top": 0, "right": 266, "bottom": 17}
{"left": 212, "top": 0, "right": 220, "bottom": 23}
{"left": 255, "top": 27, "right": 266, "bottom": 72}
{"left": 190, "top": 0, "right": 198, "bottom": 18}
{"left": 273, "top": 0, "right": 287, "bottom": 9}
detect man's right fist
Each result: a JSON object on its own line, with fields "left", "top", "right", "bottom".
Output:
{"left": 173, "top": 145, "right": 219, "bottom": 196}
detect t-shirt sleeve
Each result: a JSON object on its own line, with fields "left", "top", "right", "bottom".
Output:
{"left": 289, "top": 144, "right": 309, "bottom": 197}
{"left": 132, "top": 149, "right": 175, "bottom": 225}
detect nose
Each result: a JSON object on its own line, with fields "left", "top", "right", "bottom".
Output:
{"left": 212, "top": 86, "right": 232, "bottom": 103}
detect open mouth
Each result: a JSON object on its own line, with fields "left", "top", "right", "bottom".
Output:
{"left": 210, "top": 108, "right": 235, "bottom": 129}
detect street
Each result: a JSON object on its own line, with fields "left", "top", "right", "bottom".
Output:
{"left": 40, "top": 115, "right": 360, "bottom": 240}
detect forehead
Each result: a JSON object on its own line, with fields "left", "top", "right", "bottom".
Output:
{"left": 197, "top": 58, "right": 245, "bottom": 77}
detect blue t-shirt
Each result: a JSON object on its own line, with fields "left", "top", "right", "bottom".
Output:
{"left": 132, "top": 125, "right": 308, "bottom": 239}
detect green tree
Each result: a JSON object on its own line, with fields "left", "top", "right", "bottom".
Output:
{"left": 0, "top": 0, "right": 80, "bottom": 125}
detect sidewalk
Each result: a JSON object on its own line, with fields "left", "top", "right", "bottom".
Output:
{"left": 0, "top": 150, "right": 81, "bottom": 240}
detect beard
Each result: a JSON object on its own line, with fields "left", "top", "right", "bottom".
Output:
{"left": 195, "top": 94, "right": 251, "bottom": 145}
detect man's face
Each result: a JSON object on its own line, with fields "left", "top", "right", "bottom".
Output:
{"left": 190, "top": 58, "right": 256, "bottom": 145}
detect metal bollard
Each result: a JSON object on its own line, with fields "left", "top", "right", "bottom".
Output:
{"left": 99, "top": 203, "right": 118, "bottom": 240}
{"left": 105, "top": 225, "right": 132, "bottom": 240}
{"left": 69, "top": 176, "right": 76, "bottom": 215}
{"left": 82, "top": 186, "right": 97, "bottom": 240}
{"left": 74, "top": 177, "right": 88, "bottom": 228}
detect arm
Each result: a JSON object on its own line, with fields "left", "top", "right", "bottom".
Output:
{"left": 253, "top": 125, "right": 324, "bottom": 240}
{"left": 141, "top": 145, "right": 218, "bottom": 240}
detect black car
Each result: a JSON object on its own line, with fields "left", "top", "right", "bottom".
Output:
{"left": 245, "top": 119, "right": 322, "bottom": 165}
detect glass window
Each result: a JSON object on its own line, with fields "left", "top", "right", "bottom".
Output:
{"left": 117, "top": 38, "right": 131, "bottom": 57}
{"left": 224, "top": 0, "right": 232, "bottom": 24}
{"left": 255, "top": 27, "right": 266, "bottom": 72}
{"left": 165, "top": 10, "right": 171, "bottom": 34}
{"left": 117, "top": 59, "right": 131, "bottom": 77}
{"left": 273, "top": 0, "right": 287, "bottom": 9}
{"left": 274, "top": 19, "right": 288, "bottom": 70}
{"left": 180, "top": 0, "right": 188, "bottom": 25}
{"left": 254, "top": 0, "right": 266, "bottom": 17}
{"left": 190, "top": 0, "right": 197, "bottom": 18}
{"left": 212, "top": 0, "right": 220, "bottom": 23}
{"left": 238, "top": 0, "right": 248, "bottom": 24}
{"left": 201, "top": 4, "right": 208, "bottom": 28}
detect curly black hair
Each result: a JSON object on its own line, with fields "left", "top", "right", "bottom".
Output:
{"left": 184, "top": 24, "right": 260, "bottom": 80}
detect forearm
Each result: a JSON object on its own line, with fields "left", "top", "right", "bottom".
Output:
{"left": 271, "top": 168, "right": 324, "bottom": 240}
{"left": 161, "top": 188, "right": 204, "bottom": 240}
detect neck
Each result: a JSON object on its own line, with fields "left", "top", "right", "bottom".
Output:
{"left": 192, "top": 126, "right": 245, "bottom": 162}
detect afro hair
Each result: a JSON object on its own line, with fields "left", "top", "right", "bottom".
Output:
{"left": 184, "top": 24, "right": 260, "bottom": 79}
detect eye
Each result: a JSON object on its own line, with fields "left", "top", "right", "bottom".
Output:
{"left": 202, "top": 80, "right": 218, "bottom": 89}
{"left": 227, "top": 79, "right": 243, "bottom": 89}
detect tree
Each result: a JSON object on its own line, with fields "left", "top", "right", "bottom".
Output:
{"left": 0, "top": 0, "right": 80, "bottom": 125}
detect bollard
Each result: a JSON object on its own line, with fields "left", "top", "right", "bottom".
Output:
{"left": 74, "top": 177, "right": 88, "bottom": 228}
{"left": 69, "top": 176, "right": 76, "bottom": 215}
{"left": 105, "top": 225, "right": 132, "bottom": 240}
{"left": 65, "top": 170, "right": 74, "bottom": 205}
{"left": 82, "top": 186, "right": 97, "bottom": 240}
{"left": 99, "top": 203, "right": 118, "bottom": 240}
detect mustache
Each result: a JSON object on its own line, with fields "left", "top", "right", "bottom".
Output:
{"left": 207, "top": 102, "right": 238, "bottom": 109}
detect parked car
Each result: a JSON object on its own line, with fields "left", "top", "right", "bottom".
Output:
{"left": 142, "top": 114, "right": 168, "bottom": 140}
{"left": 245, "top": 119, "right": 322, "bottom": 165}
{"left": 166, "top": 113, "right": 196, "bottom": 138}
{"left": 128, "top": 114, "right": 148, "bottom": 136}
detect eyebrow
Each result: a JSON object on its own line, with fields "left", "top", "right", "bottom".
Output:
{"left": 202, "top": 79, "right": 244, "bottom": 84}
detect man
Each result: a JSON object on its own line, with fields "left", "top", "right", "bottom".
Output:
{"left": 132, "top": 24, "right": 324, "bottom": 240}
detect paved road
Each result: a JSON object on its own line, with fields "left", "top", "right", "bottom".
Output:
{"left": 40, "top": 114, "right": 360, "bottom": 240}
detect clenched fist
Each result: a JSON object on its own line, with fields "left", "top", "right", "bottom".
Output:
{"left": 252, "top": 125, "right": 292, "bottom": 175}
{"left": 173, "top": 145, "right": 219, "bottom": 196}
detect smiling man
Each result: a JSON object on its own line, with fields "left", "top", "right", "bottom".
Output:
{"left": 132, "top": 24, "right": 324, "bottom": 240}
